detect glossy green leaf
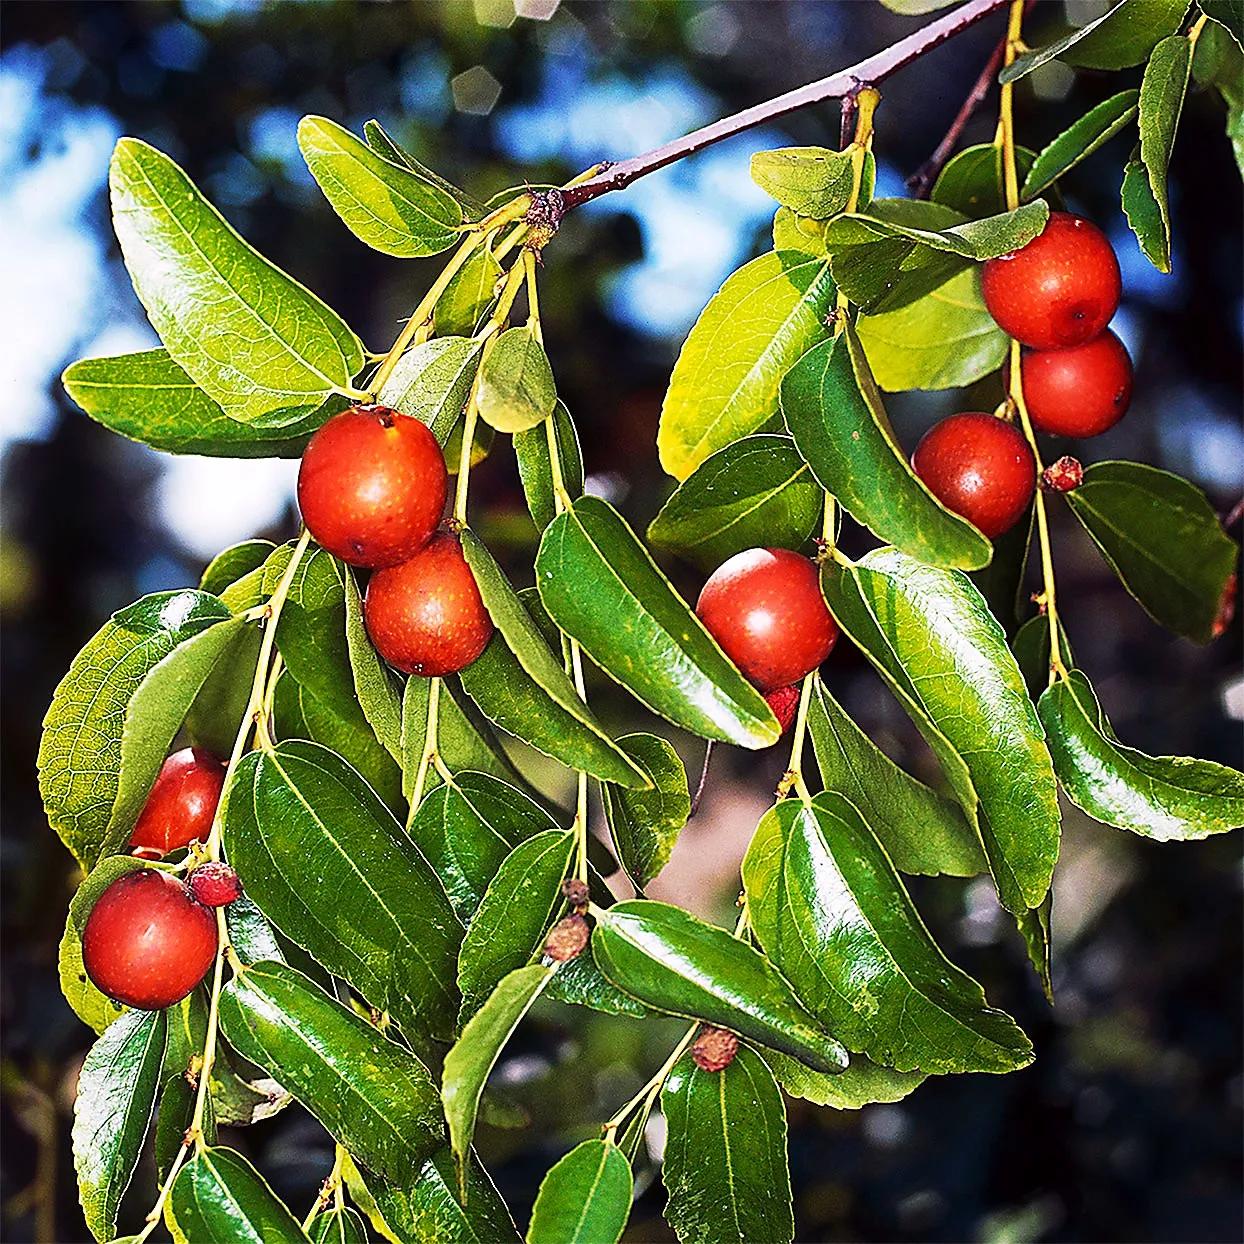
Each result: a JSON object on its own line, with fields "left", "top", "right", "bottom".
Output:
{"left": 1011, "top": 615, "right": 1074, "bottom": 699}
{"left": 856, "top": 265, "right": 1006, "bottom": 392}
{"left": 601, "top": 733, "right": 690, "bottom": 889}
{"left": 361, "top": 118, "right": 482, "bottom": 216}
{"left": 647, "top": 434, "right": 821, "bottom": 569}
{"left": 765, "top": 1051, "right": 926, "bottom": 1109}
{"left": 1002, "top": 0, "right": 1189, "bottom": 81}
{"left": 110, "top": 138, "right": 363, "bottom": 425}
{"left": 821, "top": 548, "right": 1061, "bottom": 914}
{"left": 435, "top": 248, "right": 504, "bottom": 336}
{"left": 743, "top": 795, "right": 1033, "bottom": 1074}
{"left": 1039, "top": 669, "right": 1244, "bottom": 840}
{"left": 298, "top": 115, "right": 462, "bottom": 257}
{"left": 658, "top": 251, "right": 835, "bottom": 479}
{"left": 72, "top": 1008, "right": 166, "bottom": 1241}
{"left": 477, "top": 326, "right": 557, "bottom": 434}
{"left": 443, "top": 964, "right": 555, "bottom": 1181}
{"left": 780, "top": 327, "right": 991, "bottom": 570}
{"left": 62, "top": 350, "right": 327, "bottom": 457}
{"left": 349, "top": 1146, "right": 521, "bottom": 1244}
{"left": 225, "top": 893, "right": 287, "bottom": 967}
{"left": 200, "top": 540, "right": 276, "bottom": 595}
{"left": 750, "top": 146, "right": 873, "bottom": 218}
{"left": 1136, "top": 34, "right": 1192, "bottom": 273}
{"left": 661, "top": 1046, "right": 792, "bottom": 1244}
{"left": 270, "top": 548, "right": 353, "bottom": 713}
{"left": 343, "top": 567, "right": 404, "bottom": 759}
{"left": 377, "top": 335, "right": 483, "bottom": 446}
{"left": 536, "top": 497, "right": 780, "bottom": 747}
{"left": 513, "top": 403, "right": 584, "bottom": 533}
{"left": 1193, "top": 20, "right": 1244, "bottom": 175}
{"left": 1017, "top": 893, "right": 1054, "bottom": 1003}
{"left": 457, "top": 831, "right": 575, "bottom": 1018}
{"left": 527, "top": 1139, "right": 632, "bottom": 1244}
{"left": 542, "top": 951, "right": 652, "bottom": 1018}
{"left": 1122, "top": 155, "right": 1169, "bottom": 274}
{"left": 591, "top": 900, "right": 847, "bottom": 1073}
{"left": 931, "top": 144, "right": 1039, "bottom": 218}
{"left": 1064, "top": 461, "right": 1238, "bottom": 642}
{"left": 460, "top": 527, "right": 647, "bottom": 787}
{"left": 224, "top": 740, "right": 463, "bottom": 1043}
{"left": 807, "top": 677, "right": 984, "bottom": 877}
{"left": 219, "top": 961, "right": 442, "bottom": 1182}
{"left": 1022, "top": 90, "right": 1139, "bottom": 198}
{"left": 168, "top": 1146, "right": 310, "bottom": 1243}
{"left": 309, "top": 1206, "right": 369, "bottom": 1244}
{"left": 154, "top": 1071, "right": 212, "bottom": 1186}
{"left": 1200, "top": 0, "right": 1244, "bottom": 44}
{"left": 823, "top": 199, "right": 1049, "bottom": 313}
{"left": 38, "top": 589, "right": 242, "bottom": 868}
{"left": 412, "top": 771, "right": 558, "bottom": 920}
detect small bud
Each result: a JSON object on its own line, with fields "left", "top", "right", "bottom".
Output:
{"left": 1041, "top": 455, "right": 1084, "bottom": 493}
{"left": 691, "top": 1026, "right": 739, "bottom": 1073}
{"left": 560, "top": 878, "right": 590, "bottom": 909}
{"left": 187, "top": 862, "right": 243, "bottom": 908}
{"left": 763, "top": 685, "right": 801, "bottom": 737}
{"left": 544, "top": 914, "right": 590, "bottom": 963}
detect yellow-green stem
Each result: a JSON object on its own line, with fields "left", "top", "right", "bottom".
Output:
{"left": 408, "top": 675, "right": 442, "bottom": 823}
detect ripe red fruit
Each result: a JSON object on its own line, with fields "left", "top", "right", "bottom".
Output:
{"left": 695, "top": 548, "right": 838, "bottom": 692}
{"left": 364, "top": 530, "right": 493, "bottom": 676}
{"left": 912, "top": 412, "right": 1036, "bottom": 539}
{"left": 297, "top": 405, "right": 447, "bottom": 568}
{"left": 1021, "top": 329, "right": 1133, "bottom": 437}
{"left": 982, "top": 212, "right": 1121, "bottom": 349}
{"left": 187, "top": 862, "right": 244, "bottom": 908}
{"left": 81, "top": 870, "right": 217, "bottom": 1010}
{"left": 764, "top": 685, "right": 802, "bottom": 736}
{"left": 129, "top": 747, "right": 225, "bottom": 860}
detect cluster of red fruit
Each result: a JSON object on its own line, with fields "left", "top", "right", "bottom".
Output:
{"left": 911, "top": 212, "right": 1130, "bottom": 538}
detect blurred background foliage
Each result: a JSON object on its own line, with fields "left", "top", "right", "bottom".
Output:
{"left": 1, "top": 2, "right": 1240, "bottom": 1241}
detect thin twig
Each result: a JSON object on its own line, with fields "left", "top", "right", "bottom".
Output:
{"left": 558, "top": 0, "right": 1010, "bottom": 212}
{"left": 688, "top": 741, "right": 714, "bottom": 818}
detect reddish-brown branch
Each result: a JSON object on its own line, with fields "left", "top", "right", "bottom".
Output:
{"left": 557, "top": 0, "right": 1011, "bottom": 213}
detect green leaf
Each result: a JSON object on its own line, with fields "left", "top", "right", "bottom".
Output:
{"left": 661, "top": 1046, "right": 793, "bottom": 1244}
{"left": 772, "top": 208, "right": 830, "bottom": 256}
{"left": 223, "top": 740, "right": 463, "bottom": 1043}
{"left": 536, "top": 497, "right": 780, "bottom": 747}
{"left": 200, "top": 540, "right": 276, "bottom": 595}
{"left": 310, "top": 1206, "right": 369, "bottom": 1244}
{"left": 378, "top": 336, "right": 484, "bottom": 446}
{"left": 411, "top": 772, "right": 558, "bottom": 921}
{"left": 298, "top": 115, "right": 462, "bottom": 257}
{"left": 272, "top": 673, "right": 404, "bottom": 813}
{"left": 823, "top": 200, "right": 1050, "bottom": 314}
{"left": 1001, "top": 0, "right": 1189, "bottom": 81}
{"left": 542, "top": 952, "right": 653, "bottom": 1018}
{"left": 1121, "top": 154, "right": 1169, "bottom": 270}
{"left": 591, "top": 900, "right": 847, "bottom": 1073}
{"left": 657, "top": 251, "right": 835, "bottom": 479}
{"left": 270, "top": 547, "right": 353, "bottom": 716}
{"left": 1022, "top": 91, "right": 1140, "bottom": 199}
{"left": 1200, "top": 0, "right": 1244, "bottom": 45}
{"left": 1016, "top": 893, "right": 1054, "bottom": 1004}
{"left": 460, "top": 528, "right": 647, "bottom": 787}
{"left": 1064, "top": 461, "right": 1238, "bottom": 642}
{"left": 348, "top": 1146, "right": 521, "bottom": 1244}
{"left": 457, "top": 831, "right": 575, "bottom": 1018}
{"left": 72, "top": 1008, "right": 166, "bottom": 1242}
{"left": 219, "top": 961, "right": 443, "bottom": 1182}
{"left": 856, "top": 265, "right": 1007, "bottom": 392}
{"left": 764, "top": 1051, "right": 926, "bottom": 1109}
{"left": 443, "top": 964, "right": 556, "bottom": 1185}
{"left": 62, "top": 350, "right": 327, "bottom": 457}
{"left": 1192, "top": 21, "right": 1244, "bottom": 176}
{"left": 476, "top": 327, "right": 557, "bottom": 434}
{"left": 362, "top": 119, "right": 482, "bottom": 216}
{"left": 647, "top": 435, "right": 821, "bottom": 569}
{"left": 1039, "top": 669, "right": 1244, "bottom": 840}
{"left": 38, "top": 589, "right": 242, "bottom": 868}
{"left": 601, "top": 734, "right": 690, "bottom": 889}
{"left": 168, "top": 1146, "right": 310, "bottom": 1243}
{"left": 806, "top": 677, "right": 984, "bottom": 878}
{"left": 1136, "top": 34, "right": 1193, "bottom": 272}
{"left": 513, "top": 403, "right": 584, "bottom": 533}
{"left": 820, "top": 548, "right": 1061, "bottom": 914}
{"left": 931, "top": 144, "right": 1039, "bottom": 217}
{"left": 1011, "top": 615, "right": 1074, "bottom": 699}
{"left": 110, "top": 138, "right": 363, "bottom": 425}
{"left": 780, "top": 327, "right": 992, "bottom": 570}
{"left": 343, "top": 567, "right": 404, "bottom": 759}
{"left": 743, "top": 795, "right": 1033, "bottom": 1074}
{"left": 750, "top": 146, "right": 873, "bottom": 218}
{"left": 435, "top": 248, "right": 504, "bottom": 336}
{"left": 527, "top": 1140, "right": 632, "bottom": 1244}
